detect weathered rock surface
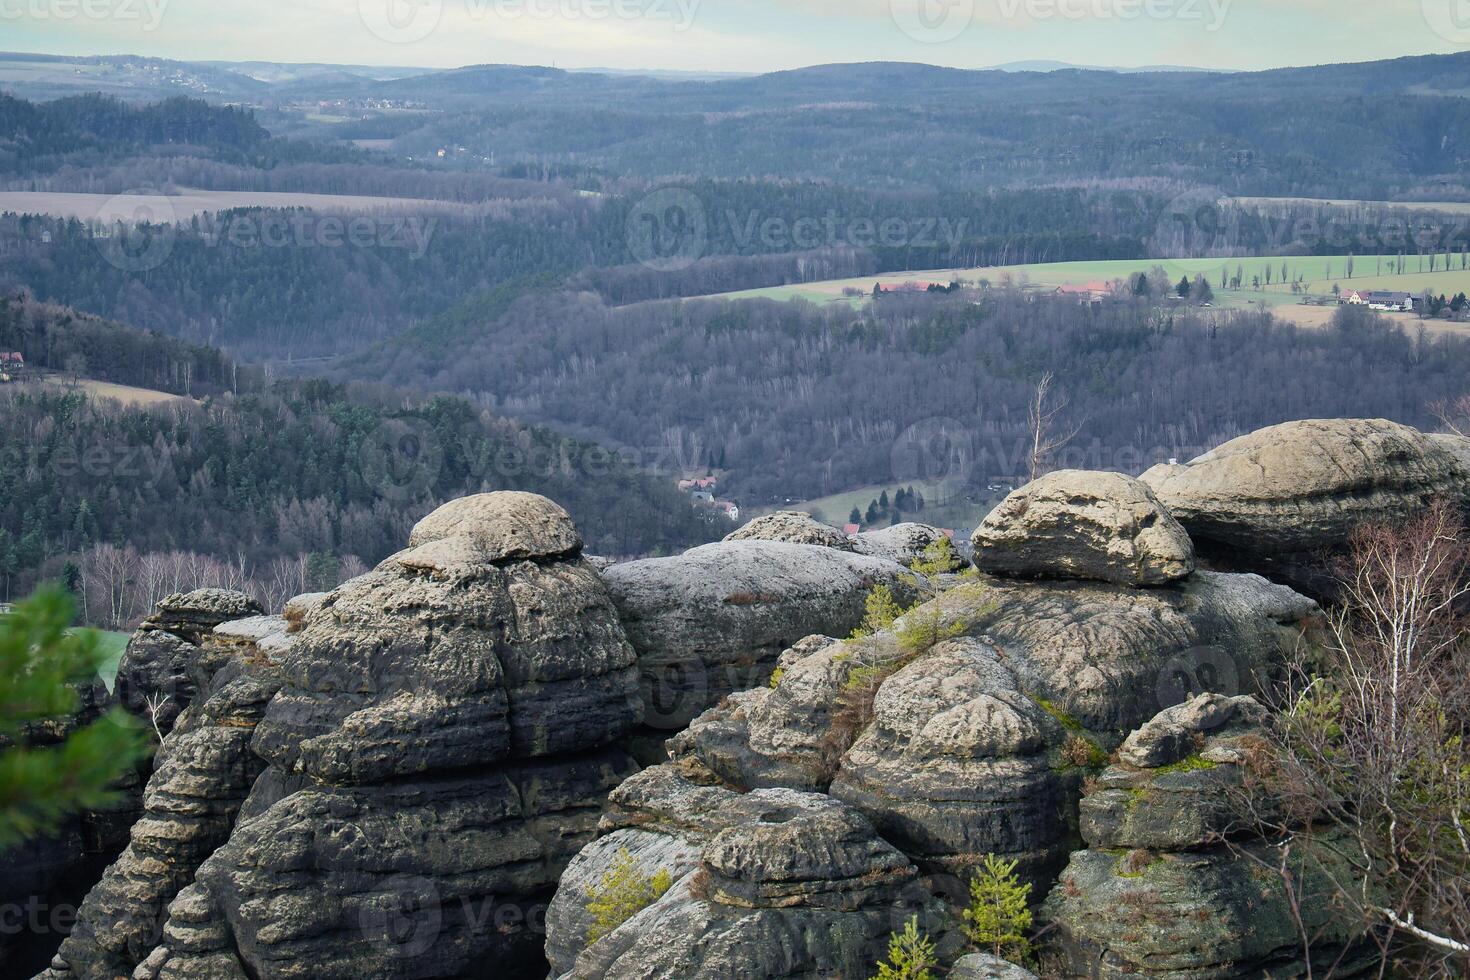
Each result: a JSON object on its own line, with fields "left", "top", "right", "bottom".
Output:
{"left": 47, "top": 636, "right": 287, "bottom": 980}
{"left": 952, "top": 953, "right": 1041, "bottom": 980}
{"left": 546, "top": 764, "right": 957, "bottom": 979}
{"left": 725, "top": 511, "right": 855, "bottom": 550}
{"left": 1141, "top": 419, "right": 1470, "bottom": 559}
{"left": 667, "top": 571, "right": 1315, "bottom": 889}
{"left": 1043, "top": 694, "right": 1368, "bottom": 979}
{"left": 604, "top": 541, "right": 914, "bottom": 728}
{"left": 973, "top": 470, "right": 1195, "bottom": 586}
{"left": 100, "top": 493, "right": 647, "bottom": 980}
{"left": 114, "top": 590, "right": 265, "bottom": 735}
{"left": 853, "top": 523, "right": 964, "bottom": 570}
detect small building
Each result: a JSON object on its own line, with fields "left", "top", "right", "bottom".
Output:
{"left": 0, "top": 352, "right": 24, "bottom": 383}
{"left": 678, "top": 477, "right": 719, "bottom": 493}
{"left": 1055, "top": 281, "right": 1111, "bottom": 305}
{"left": 714, "top": 501, "right": 741, "bottom": 522}
{"left": 691, "top": 490, "right": 715, "bottom": 504}
{"left": 1344, "top": 289, "right": 1372, "bottom": 305}
{"left": 843, "top": 523, "right": 861, "bottom": 536}
{"left": 1367, "top": 291, "right": 1414, "bottom": 312}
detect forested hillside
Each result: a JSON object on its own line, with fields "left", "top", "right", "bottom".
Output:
{"left": 350, "top": 289, "right": 1470, "bottom": 505}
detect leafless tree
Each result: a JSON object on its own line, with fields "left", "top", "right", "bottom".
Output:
{"left": 1247, "top": 500, "right": 1470, "bottom": 977}
{"left": 1429, "top": 395, "right": 1470, "bottom": 438}
{"left": 1027, "top": 372, "right": 1080, "bottom": 482}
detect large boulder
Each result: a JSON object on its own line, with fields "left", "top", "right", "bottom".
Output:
{"left": 724, "top": 511, "right": 855, "bottom": 550}
{"left": 973, "top": 470, "right": 1195, "bottom": 586}
{"left": 545, "top": 765, "right": 958, "bottom": 979}
{"left": 1041, "top": 694, "right": 1371, "bottom": 980}
{"left": 604, "top": 541, "right": 914, "bottom": 729}
{"left": 1141, "top": 419, "right": 1470, "bottom": 560}
{"left": 114, "top": 590, "right": 265, "bottom": 736}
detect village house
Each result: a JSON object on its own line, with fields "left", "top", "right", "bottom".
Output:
{"left": 677, "top": 477, "right": 719, "bottom": 493}
{"left": 1055, "top": 281, "right": 1112, "bottom": 305}
{"left": 714, "top": 501, "right": 740, "bottom": 521}
{"left": 0, "top": 352, "right": 25, "bottom": 383}
{"left": 1345, "top": 289, "right": 1415, "bottom": 312}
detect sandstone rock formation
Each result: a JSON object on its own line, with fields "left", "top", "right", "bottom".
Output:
{"left": 1043, "top": 694, "right": 1368, "bottom": 979}
{"left": 604, "top": 541, "right": 914, "bottom": 728}
{"left": 1141, "top": 419, "right": 1470, "bottom": 560}
{"left": 44, "top": 492, "right": 649, "bottom": 980}
{"left": 666, "top": 570, "right": 1315, "bottom": 888}
{"left": 544, "top": 765, "right": 958, "bottom": 979}
{"left": 44, "top": 619, "right": 290, "bottom": 980}
{"left": 853, "top": 523, "right": 965, "bottom": 570}
{"left": 724, "top": 511, "right": 855, "bottom": 550}
{"left": 114, "top": 589, "right": 265, "bottom": 736}
{"left": 973, "top": 470, "right": 1195, "bottom": 586}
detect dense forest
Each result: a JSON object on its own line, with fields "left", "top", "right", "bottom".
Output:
{"left": 0, "top": 313, "right": 722, "bottom": 614}
{"left": 347, "top": 289, "right": 1470, "bottom": 506}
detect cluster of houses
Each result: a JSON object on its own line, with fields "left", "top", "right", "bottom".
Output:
{"left": 0, "top": 352, "right": 25, "bottom": 384}
{"left": 676, "top": 476, "right": 740, "bottom": 521}
{"left": 1341, "top": 289, "right": 1417, "bottom": 312}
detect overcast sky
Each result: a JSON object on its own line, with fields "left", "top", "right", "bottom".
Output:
{"left": 5, "top": 0, "right": 1469, "bottom": 74}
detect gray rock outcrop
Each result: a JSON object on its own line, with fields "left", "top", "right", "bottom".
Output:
{"left": 1042, "top": 694, "right": 1369, "bottom": 979}
{"left": 114, "top": 493, "right": 646, "bottom": 980}
{"left": 666, "top": 570, "right": 1316, "bottom": 888}
{"left": 853, "top": 523, "right": 964, "bottom": 570}
{"left": 545, "top": 764, "right": 958, "bottom": 979}
{"left": 604, "top": 541, "right": 914, "bottom": 728}
{"left": 114, "top": 590, "right": 265, "bottom": 735}
{"left": 724, "top": 511, "right": 855, "bottom": 550}
{"left": 973, "top": 470, "right": 1195, "bottom": 586}
{"left": 1141, "top": 419, "right": 1470, "bottom": 559}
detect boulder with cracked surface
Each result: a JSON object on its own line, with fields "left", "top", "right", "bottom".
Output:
{"left": 724, "top": 511, "right": 855, "bottom": 550}
{"left": 973, "top": 470, "right": 1195, "bottom": 586}
{"left": 604, "top": 541, "right": 914, "bottom": 729}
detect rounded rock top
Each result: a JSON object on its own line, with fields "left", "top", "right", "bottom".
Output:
{"left": 408, "top": 491, "right": 583, "bottom": 562}
{"left": 724, "top": 511, "right": 855, "bottom": 550}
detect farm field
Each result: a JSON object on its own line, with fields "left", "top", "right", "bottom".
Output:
{"left": 36, "top": 377, "right": 191, "bottom": 407}
{"left": 0, "top": 189, "right": 473, "bottom": 223}
{"left": 707, "top": 254, "right": 1470, "bottom": 337}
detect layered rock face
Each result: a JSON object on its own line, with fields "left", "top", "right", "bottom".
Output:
{"left": 544, "top": 765, "right": 957, "bottom": 979}
{"left": 604, "top": 541, "right": 914, "bottom": 728}
{"left": 666, "top": 570, "right": 1314, "bottom": 886}
{"left": 973, "top": 470, "right": 1195, "bottom": 586}
{"left": 114, "top": 589, "right": 265, "bottom": 736}
{"left": 42, "top": 492, "right": 648, "bottom": 980}
{"left": 1043, "top": 694, "right": 1368, "bottom": 979}
{"left": 44, "top": 620, "right": 290, "bottom": 980}
{"left": 1141, "top": 419, "right": 1470, "bottom": 564}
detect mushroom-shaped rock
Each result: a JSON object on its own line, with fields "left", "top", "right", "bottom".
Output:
{"left": 724, "top": 511, "right": 855, "bottom": 550}
{"left": 854, "top": 523, "right": 964, "bottom": 570}
{"left": 1140, "top": 419, "right": 1470, "bottom": 558}
{"left": 408, "top": 490, "right": 583, "bottom": 561}
{"left": 604, "top": 541, "right": 915, "bottom": 729}
{"left": 972, "top": 470, "right": 1195, "bottom": 586}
